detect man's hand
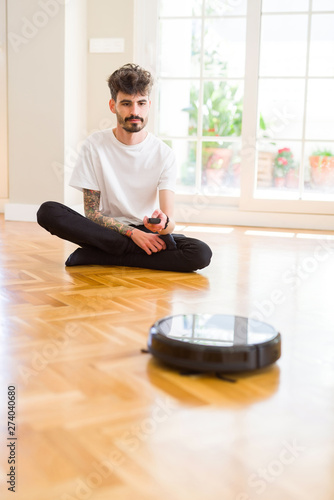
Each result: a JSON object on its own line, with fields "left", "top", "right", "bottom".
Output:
{"left": 130, "top": 228, "right": 167, "bottom": 255}
{"left": 143, "top": 209, "right": 167, "bottom": 233}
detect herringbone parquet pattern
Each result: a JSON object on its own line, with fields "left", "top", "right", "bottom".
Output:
{"left": 1, "top": 215, "right": 334, "bottom": 500}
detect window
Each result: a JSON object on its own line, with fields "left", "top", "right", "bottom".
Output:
{"left": 157, "top": 0, "right": 247, "bottom": 197}
{"left": 256, "top": 0, "right": 334, "bottom": 201}
{"left": 136, "top": 0, "right": 334, "bottom": 226}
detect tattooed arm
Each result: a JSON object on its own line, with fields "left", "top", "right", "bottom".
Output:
{"left": 83, "top": 189, "right": 167, "bottom": 255}
{"left": 83, "top": 189, "right": 134, "bottom": 237}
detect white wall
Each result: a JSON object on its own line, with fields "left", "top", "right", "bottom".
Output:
{"left": 87, "top": 0, "right": 134, "bottom": 134}
{"left": 64, "top": 0, "right": 87, "bottom": 207}
{"left": 7, "top": 0, "right": 66, "bottom": 210}
{"left": 4, "top": 0, "right": 135, "bottom": 220}
{"left": 0, "top": 0, "right": 8, "bottom": 206}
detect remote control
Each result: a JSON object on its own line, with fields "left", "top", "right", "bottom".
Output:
{"left": 148, "top": 218, "right": 161, "bottom": 224}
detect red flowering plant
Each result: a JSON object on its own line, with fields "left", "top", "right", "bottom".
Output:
{"left": 273, "top": 148, "right": 296, "bottom": 178}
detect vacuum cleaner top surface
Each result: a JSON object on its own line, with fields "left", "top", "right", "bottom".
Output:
{"left": 148, "top": 313, "right": 281, "bottom": 373}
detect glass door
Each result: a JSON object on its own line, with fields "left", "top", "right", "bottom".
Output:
{"left": 157, "top": 0, "right": 247, "bottom": 200}
{"left": 241, "top": 0, "right": 334, "bottom": 215}
{"left": 138, "top": 0, "right": 334, "bottom": 222}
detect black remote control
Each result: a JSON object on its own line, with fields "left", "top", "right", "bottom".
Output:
{"left": 148, "top": 218, "right": 161, "bottom": 224}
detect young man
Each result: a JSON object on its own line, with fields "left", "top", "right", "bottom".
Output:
{"left": 37, "top": 64, "right": 212, "bottom": 272}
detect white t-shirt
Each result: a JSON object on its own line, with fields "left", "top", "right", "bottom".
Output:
{"left": 70, "top": 129, "right": 177, "bottom": 225}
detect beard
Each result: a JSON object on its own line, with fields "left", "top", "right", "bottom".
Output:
{"left": 116, "top": 112, "right": 148, "bottom": 133}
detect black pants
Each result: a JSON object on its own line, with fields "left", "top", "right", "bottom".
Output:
{"left": 36, "top": 202, "right": 212, "bottom": 272}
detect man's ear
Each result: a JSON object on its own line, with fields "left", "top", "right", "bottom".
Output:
{"left": 109, "top": 99, "right": 116, "bottom": 114}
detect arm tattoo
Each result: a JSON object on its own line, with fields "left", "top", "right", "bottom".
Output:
{"left": 83, "top": 189, "right": 134, "bottom": 237}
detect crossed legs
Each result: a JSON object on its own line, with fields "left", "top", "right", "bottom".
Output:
{"left": 37, "top": 201, "right": 212, "bottom": 272}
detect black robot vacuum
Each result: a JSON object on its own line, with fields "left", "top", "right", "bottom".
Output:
{"left": 148, "top": 313, "right": 281, "bottom": 373}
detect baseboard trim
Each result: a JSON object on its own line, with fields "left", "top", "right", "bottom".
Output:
{"left": 4, "top": 203, "right": 40, "bottom": 222}
{"left": 3, "top": 202, "right": 334, "bottom": 231}
{"left": 4, "top": 203, "right": 84, "bottom": 221}
{"left": 0, "top": 198, "right": 9, "bottom": 213}
{"left": 175, "top": 204, "right": 334, "bottom": 231}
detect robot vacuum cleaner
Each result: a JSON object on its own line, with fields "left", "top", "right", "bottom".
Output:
{"left": 148, "top": 313, "right": 281, "bottom": 373}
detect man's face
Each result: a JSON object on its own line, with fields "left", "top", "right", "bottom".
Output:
{"left": 109, "top": 92, "right": 151, "bottom": 133}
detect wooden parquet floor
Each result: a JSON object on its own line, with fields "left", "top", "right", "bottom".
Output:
{"left": 0, "top": 215, "right": 334, "bottom": 500}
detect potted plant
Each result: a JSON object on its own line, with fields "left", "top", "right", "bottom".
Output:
{"left": 183, "top": 81, "right": 242, "bottom": 190}
{"left": 202, "top": 140, "right": 234, "bottom": 189}
{"left": 309, "top": 149, "right": 334, "bottom": 187}
{"left": 273, "top": 148, "right": 297, "bottom": 188}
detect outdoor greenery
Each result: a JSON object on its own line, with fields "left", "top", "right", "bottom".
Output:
{"left": 183, "top": 81, "right": 243, "bottom": 141}
{"left": 311, "top": 148, "right": 333, "bottom": 157}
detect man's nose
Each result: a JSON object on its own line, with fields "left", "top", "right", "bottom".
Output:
{"left": 130, "top": 103, "right": 139, "bottom": 115}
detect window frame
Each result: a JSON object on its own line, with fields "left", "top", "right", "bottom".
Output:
{"left": 134, "top": 0, "right": 334, "bottom": 228}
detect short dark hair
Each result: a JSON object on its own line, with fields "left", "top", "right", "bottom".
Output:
{"left": 107, "top": 63, "right": 154, "bottom": 101}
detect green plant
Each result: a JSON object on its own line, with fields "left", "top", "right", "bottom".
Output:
{"left": 203, "top": 81, "right": 243, "bottom": 137}
{"left": 183, "top": 85, "right": 268, "bottom": 143}
{"left": 183, "top": 81, "right": 243, "bottom": 138}
{"left": 311, "top": 148, "right": 333, "bottom": 157}
{"left": 273, "top": 148, "right": 295, "bottom": 178}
